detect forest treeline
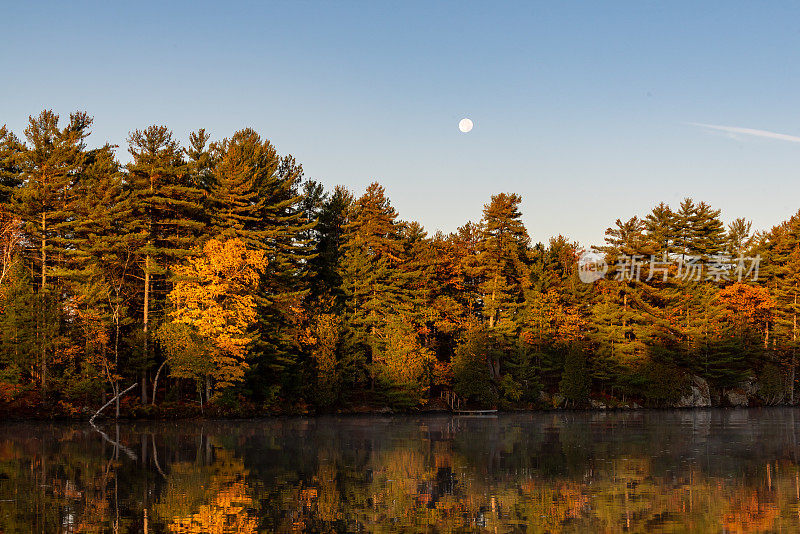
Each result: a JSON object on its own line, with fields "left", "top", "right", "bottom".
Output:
{"left": 0, "top": 110, "right": 799, "bottom": 416}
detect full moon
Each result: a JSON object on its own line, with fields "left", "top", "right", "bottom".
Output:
{"left": 458, "top": 118, "right": 473, "bottom": 133}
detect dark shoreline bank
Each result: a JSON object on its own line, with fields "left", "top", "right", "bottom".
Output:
{"left": 1, "top": 402, "right": 792, "bottom": 423}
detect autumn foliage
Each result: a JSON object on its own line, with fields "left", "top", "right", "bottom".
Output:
{"left": 165, "top": 238, "right": 265, "bottom": 391}
{"left": 3, "top": 110, "right": 800, "bottom": 415}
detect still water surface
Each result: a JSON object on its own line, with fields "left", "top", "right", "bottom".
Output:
{"left": 2, "top": 410, "right": 800, "bottom": 532}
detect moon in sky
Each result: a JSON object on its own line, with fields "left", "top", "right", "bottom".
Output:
{"left": 458, "top": 118, "right": 473, "bottom": 133}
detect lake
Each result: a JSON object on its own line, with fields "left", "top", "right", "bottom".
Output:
{"left": 1, "top": 409, "right": 800, "bottom": 532}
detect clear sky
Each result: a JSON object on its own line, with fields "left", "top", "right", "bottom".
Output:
{"left": 3, "top": 1, "right": 800, "bottom": 247}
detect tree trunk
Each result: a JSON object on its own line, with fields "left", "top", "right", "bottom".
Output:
{"left": 793, "top": 305, "right": 797, "bottom": 405}
{"left": 90, "top": 383, "right": 138, "bottom": 424}
{"left": 40, "top": 212, "right": 47, "bottom": 391}
{"left": 489, "top": 274, "right": 498, "bottom": 328}
{"left": 114, "top": 309, "right": 121, "bottom": 418}
{"left": 152, "top": 359, "right": 168, "bottom": 405}
{"left": 142, "top": 254, "right": 150, "bottom": 404}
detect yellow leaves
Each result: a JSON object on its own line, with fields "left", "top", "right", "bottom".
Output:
{"left": 167, "top": 238, "right": 265, "bottom": 390}
{"left": 164, "top": 462, "right": 258, "bottom": 534}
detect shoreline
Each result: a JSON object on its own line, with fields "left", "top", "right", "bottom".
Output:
{"left": 1, "top": 402, "right": 794, "bottom": 423}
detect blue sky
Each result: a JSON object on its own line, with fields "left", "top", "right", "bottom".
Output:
{"left": 3, "top": 1, "right": 800, "bottom": 246}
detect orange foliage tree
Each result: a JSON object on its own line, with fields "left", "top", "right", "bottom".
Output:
{"left": 163, "top": 238, "right": 265, "bottom": 397}
{"left": 717, "top": 282, "right": 775, "bottom": 341}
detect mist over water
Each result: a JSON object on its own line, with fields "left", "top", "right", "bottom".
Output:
{"left": 2, "top": 410, "right": 800, "bottom": 532}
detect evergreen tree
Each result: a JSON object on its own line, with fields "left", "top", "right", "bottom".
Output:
{"left": 727, "top": 218, "right": 754, "bottom": 256}
{"left": 691, "top": 201, "right": 726, "bottom": 258}
{"left": 67, "top": 144, "right": 139, "bottom": 414}
{"left": 588, "top": 280, "right": 649, "bottom": 393}
{"left": 691, "top": 287, "right": 750, "bottom": 387}
{"left": 307, "top": 185, "right": 352, "bottom": 299}
{"left": 761, "top": 211, "right": 800, "bottom": 400}
{"left": 337, "top": 183, "right": 413, "bottom": 390}
{"left": 463, "top": 193, "right": 533, "bottom": 392}
{"left": 452, "top": 324, "right": 499, "bottom": 407}
{"left": 4, "top": 106, "right": 800, "bottom": 414}
{"left": 249, "top": 152, "right": 314, "bottom": 401}
{"left": 602, "top": 216, "right": 648, "bottom": 257}
{"left": 452, "top": 222, "right": 484, "bottom": 320}
{"left": 0, "top": 264, "right": 37, "bottom": 385}
{"left": 673, "top": 198, "right": 726, "bottom": 258}
{"left": 12, "top": 110, "right": 92, "bottom": 390}
{"left": 674, "top": 198, "right": 697, "bottom": 258}
{"left": 559, "top": 346, "right": 591, "bottom": 407}
{"left": 644, "top": 202, "right": 676, "bottom": 255}
{"left": 208, "top": 128, "right": 272, "bottom": 245}
{"left": 185, "top": 128, "right": 215, "bottom": 192}
{"left": 126, "top": 125, "right": 205, "bottom": 402}
{"left": 0, "top": 126, "right": 23, "bottom": 205}
{"left": 476, "top": 193, "right": 531, "bottom": 335}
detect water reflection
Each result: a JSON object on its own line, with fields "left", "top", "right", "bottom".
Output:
{"left": 2, "top": 410, "right": 800, "bottom": 532}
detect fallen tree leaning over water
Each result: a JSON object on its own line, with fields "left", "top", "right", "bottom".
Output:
{"left": 89, "top": 383, "right": 138, "bottom": 424}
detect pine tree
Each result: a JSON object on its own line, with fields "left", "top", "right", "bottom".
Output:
{"left": 593, "top": 214, "right": 675, "bottom": 395}
{"left": 299, "top": 179, "right": 326, "bottom": 245}
{"left": 672, "top": 198, "right": 726, "bottom": 258}
{"left": 247, "top": 150, "right": 313, "bottom": 401}
{"left": 452, "top": 324, "right": 499, "bottom": 406}
{"left": 427, "top": 230, "right": 473, "bottom": 331}
{"left": 0, "top": 264, "right": 38, "bottom": 384}
{"left": 761, "top": 211, "right": 800, "bottom": 401}
{"left": 307, "top": 185, "right": 352, "bottom": 300}
{"left": 452, "top": 222, "right": 484, "bottom": 320}
{"left": 126, "top": 125, "right": 205, "bottom": 402}
{"left": 674, "top": 198, "right": 697, "bottom": 258}
{"left": 0, "top": 126, "right": 23, "bottom": 205}
{"left": 689, "top": 283, "right": 749, "bottom": 387}
{"left": 461, "top": 193, "right": 533, "bottom": 393}
{"left": 559, "top": 346, "right": 591, "bottom": 407}
{"left": 337, "top": 183, "right": 413, "bottom": 390}
{"left": 476, "top": 193, "right": 531, "bottom": 334}
{"left": 641, "top": 203, "right": 687, "bottom": 366}
{"left": 644, "top": 202, "right": 676, "bottom": 255}
{"left": 67, "top": 144, "right": 140, "bottom": 415}
{"left": 396, "top": 220, "right": 428, "bottom": 323}
{"left": 12, "top": 110, "right": 92, "bottom": 390}
{"left": 185, "top": 128, "right": 215, "bottom": 192}
{"left": 588, "top": 279, "right": 649, "bottom": 392}
{"left": 727, "top": 218, "right": 754, "bottom": 256}
{"left": 691, "top": 201, "right": 726, "bottom": 258}
{"left": 602, "top": 216, "right": 648, "bottom": 257}
{"left": 208, "top": 128, "right": 272, "bottom": 245}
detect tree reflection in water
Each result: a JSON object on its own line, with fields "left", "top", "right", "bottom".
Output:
{"left": 1, "top": 410, "right": 800, "bottom": 532}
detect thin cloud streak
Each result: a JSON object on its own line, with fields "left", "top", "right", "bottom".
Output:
{"left": 689, "top": 122, "right": 800, "bottom": 143}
